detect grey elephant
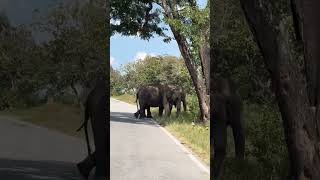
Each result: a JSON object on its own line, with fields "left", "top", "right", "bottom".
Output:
{"left": 134, "top": 84, "right": 187, "bottom": 118}
{"left": 134, "top": 84, "right": 170, "bottom": 119}
{"left": 166, "top": 85, "right": 187, "bottom": 117}
{"left": 76, "top": 76, "right": 108, "bottom": 180}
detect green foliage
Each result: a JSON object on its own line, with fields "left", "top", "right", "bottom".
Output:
{"left": 245, "top": 103, "right": 288, "bottom": 178}
{"left": 166, "top": 2, "right": 209, "bottom": 66}
{"left": 186, "top": 95, "right": 200, "bottom": 118}
{"left": 110, "top": 66, "right": 125, "bottom": 96}
{"left": 111, "top": 0, "right": 168, "bottom": 40}
{"left": 119, "top": 55, "right": 194, "bottom": 94}
{"left": 34, "top": 0, "right": 108, "bottom": 93}
{"left": 213, "top": 0, "right": 273, "bottom": 104}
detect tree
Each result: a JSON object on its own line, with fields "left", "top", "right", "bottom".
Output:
{"left": 33, "top": 0, "right": 108, "bottom": 105}
{"left": 156, "top": 0, "right": 210, "bottom": 122}
{"left": 238, "top": 0, "right": 320, "bottom": 179}
{"left": 121, "top": 55, "right": 193, "bottom": 94}
{"left": 111, "top": 0, "right": 168, "bottom": 40}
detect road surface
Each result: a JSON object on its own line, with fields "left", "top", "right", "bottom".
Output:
{"left": 110, "top": 98, "right": 210, "bottom": 180}
{"left": 0, "top": 116, "right": 87, "bottom": 180}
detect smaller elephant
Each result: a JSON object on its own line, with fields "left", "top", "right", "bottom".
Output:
{"left": 166, "top": 85, "right": 187, "bottom": 117}
{"left": 134, "top": 84, "right": 170, "bottom": 119}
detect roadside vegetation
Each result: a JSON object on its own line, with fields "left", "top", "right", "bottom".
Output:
{"left": 211, "top": 0, "right": 290, "bottom": 178}
{"left": 0, "top": 103, "right": 87, "bottom": 140}
{"left": 0, "top": 1, "right": 105, "bottom": 140}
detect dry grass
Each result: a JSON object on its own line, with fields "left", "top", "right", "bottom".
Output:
{"left": 112, "top": 94, "right": 136, "bottom": 104}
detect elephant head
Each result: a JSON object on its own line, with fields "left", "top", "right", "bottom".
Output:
{"left": 166, "top": 85, "right": 187, "bottom": 117}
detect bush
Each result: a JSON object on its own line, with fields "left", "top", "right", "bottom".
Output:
{"left": 245, "top": 102, "right": 289, "bottom": 179}
{"left": 186, "top": 94, "right": 200, "bottom": 119}
{"left": 219, "top": 101, "right": 289, "bottom": 179}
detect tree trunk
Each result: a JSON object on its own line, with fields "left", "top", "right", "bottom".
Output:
{"left": 170, "top": 27, "right": 209, "bottom": 122}
{"left": 239, "top": 0, "right": 320, "bottom": 179}
{"left": 161, "top": 0, "right": 210, "bottom": 122}
{"left": 291, "top": 0, "right": 320, "bottom": 108}
{"left": 200, "top": 44, "right": 210, "bottom": 94}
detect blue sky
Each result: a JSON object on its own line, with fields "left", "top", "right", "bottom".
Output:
{"left": 111, "top": 0, "right": 208, "bottom": 69}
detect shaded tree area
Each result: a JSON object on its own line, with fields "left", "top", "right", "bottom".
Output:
{"left": 211, "top": 0, "right": 289, "bottom": 179}
{"left": 212, "top": 0, "right": 320, "bottom": 179}
{"left": 0, "top": 0, "right": 107, "bottom": 110}
{"left": 239, "top": 0, "right": 320, "bottom": 179}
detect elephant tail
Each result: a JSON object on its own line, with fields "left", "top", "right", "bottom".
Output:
{"left": 76, "top": 101, "right": 92, "bottom": 155}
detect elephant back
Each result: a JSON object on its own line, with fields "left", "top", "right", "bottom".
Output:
{"left": 137, "top": 85, "right": 164, "bottom": 106}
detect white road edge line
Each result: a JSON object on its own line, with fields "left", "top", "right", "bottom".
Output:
{"left": 149, "top": 119, "right": 210, "bottom": 175}
{"left": 111, "top": 98, "right": 210, "bottom": 175}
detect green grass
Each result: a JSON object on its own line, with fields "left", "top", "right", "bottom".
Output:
{"left": 152, "top": 109, "right": 210, "bottom": 166}
{"left": 0, "top": 103, "right": 86, "bottom": 140}
{"left": 112, "top": 93, "right": 136, "bottom": 104}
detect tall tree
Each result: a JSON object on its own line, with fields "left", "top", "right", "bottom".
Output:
{"left": 238, "top": 0, "right": 320, "bottom": 179}
{"left": 157, "top": 0, "right": 210, "bottom": 122}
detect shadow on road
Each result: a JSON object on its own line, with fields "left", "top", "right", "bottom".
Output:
{"left": 111, "top": 112, "right": 158, "bottom": 127}
{"left": 0, "top": 158, "right": 82, "bottom": 180}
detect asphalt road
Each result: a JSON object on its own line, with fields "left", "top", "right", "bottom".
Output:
{"left": 0, "top": 116, "right": 87, "bottom": 180}
{"left": 110, "top": 98, "right": 210, "bottom": 180}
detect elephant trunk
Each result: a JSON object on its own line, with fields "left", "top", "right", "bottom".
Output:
{"left": 136, "top": 91, "right": 139, "bottom": 111}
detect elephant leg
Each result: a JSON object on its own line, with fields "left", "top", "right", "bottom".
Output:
{"left": 159, "top": 106, "right": 164, "bottom": 117}
{"left": 91, "top": 116, "right": 108, "bottom": 178}
{"left": 212, "top": 95, "right": 228, "bottom": 178}
{"left": 139, "top": 105, "right": 146, "bottom": 118}
{"left": 134, "top": 110, "right": 139, "bottom": 118}
{"left": 213, "top": 122, "right": 227, "bottom": 179}
{"left": 147, "top": 106, "right": 153, "bottom": 118}
{"left": 230, "top": 96, "right": 245, "bottom": 159}
{"left": 168, "top": 104, "right": 173, "bottom": 116}
{"left": 176, "top": 100, "right": 181, "bottom": 117}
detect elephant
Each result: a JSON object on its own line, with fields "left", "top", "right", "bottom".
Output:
{"left": 211, "top": 78, "right": 245, "bottom": 179}
{"left": 76, "top": 76, "right": 108, "bottom": 180}
{"left": 134, "top": 84, "right": 188, "bottom": 119}
{"left": 166, "top": 85, "right": 187, "bottom": 117}
{"left": 134, "top": 84, "right": 170, "bottom": 119}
